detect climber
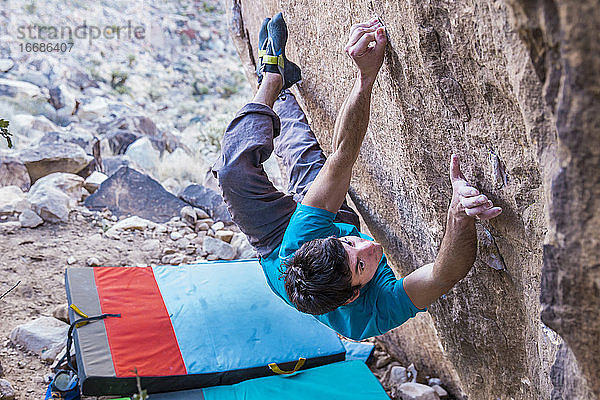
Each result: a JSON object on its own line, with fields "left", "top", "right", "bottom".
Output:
{"left": 212, "top": 13, "right": 502, "bottom": 340}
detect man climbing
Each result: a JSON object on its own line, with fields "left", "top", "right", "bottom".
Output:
{"left": 212, "top": 13, "right": 502, "bottom": 340}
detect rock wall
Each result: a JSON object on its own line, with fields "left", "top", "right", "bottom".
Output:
{"left": 227, "top": 0, "right": 599, "bottom": 399}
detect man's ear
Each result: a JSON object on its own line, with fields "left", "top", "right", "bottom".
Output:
{"left": 342, "top": 289, "right": 360, "bottom": 305}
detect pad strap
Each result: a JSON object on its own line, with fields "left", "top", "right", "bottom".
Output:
{"left": 268, "top": 357, "right": 306, "bottom": 375}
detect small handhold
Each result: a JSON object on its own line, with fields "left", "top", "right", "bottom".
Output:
{"left": 478, "top": 227, "right": 507, "bottom": 271}
{"left": 489, "top": 152, "right": 508, "bottom": 189}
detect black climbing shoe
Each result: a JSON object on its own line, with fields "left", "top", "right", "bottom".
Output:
{"left": 257, "top": 12, "right": 301, "bottom": 90}
{"left": 256, "top": 17, "right": 270, "bottom": 85}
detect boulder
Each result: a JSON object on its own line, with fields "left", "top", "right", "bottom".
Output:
{"left": 0, "top": 59, "right": 14, "bottom": 72}
{"left": 19, "top": 208, "right": 43, "bottom": 228}
{"left": 5, "top": 114, "right": 57, "bottom": 148}
{"left": 84, "top": 171, "right": 108, "bottom": 193}
{"left": 180, "top": 205, "right": 197, "bottom": 225}
{"left": 96, "top": 115, "right": 173, "bottom": 156}
{"left": 0, "top": 78, "right": 45, "bottom": 100}
{"left": 0, "top": 186, "right": 29, "bottom": 215}
{"left": 29, "top": 186, "right": 70, "bottom": 223}
{"left": 47, "top": 83, "right": 78, "bottom": 115}
{"left": 84, "top": 167, "right": 189, "bottom": 223}
{"left": 230, "top": 2, "right": 600, "bottom": 399}
{"left": 9, "top": 316, "right": 68, "bottom": 355}
{"left": 18, "top": 142, "right": 93, "bottom": 183}
{"left": 29, "top": 172, "right": 85, "bottom": 207}
{"left": 77, "top": 96, "right": 109, "bottom": 121}
{"left": 37, "top": 129, "right": 94, "bottom": 155}
{"left": 179, "top": 184, "right": 231, "bottom": 222}
{"left": 230, "top": 232, "right": 256, "bottom": 259}
{"left": 0, "top": 156, "right": 30, "bottom": 191}
{"left": 124, "top": 136, "right": 161, "bottom": 172}
{"left": 203, "top": 236, "right": 235, "bottom": 260}
{"left": 102, "top": 155, "right": 140, "bottom": 177}
{"left": 68, "top": 70, "right": 99, "bottom": 90}
{"left": 390, "top": 365, "right": 408, "bottom": 386}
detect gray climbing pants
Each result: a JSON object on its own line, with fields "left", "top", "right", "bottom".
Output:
{"left": 212, "top": 91, "right": 360, "bottom": 257}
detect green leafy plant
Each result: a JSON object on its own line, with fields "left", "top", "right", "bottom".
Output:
{"left": 111, "top": 71, "right": 129, "bottom": 89}
{"left": 127, "top": 54, "right": 136, "bottom": 67}
{"left": 0, "top": 119, "right": 13, "bottom": 148}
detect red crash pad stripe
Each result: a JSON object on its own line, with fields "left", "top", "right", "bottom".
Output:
{"left": 93, "top": 267, "right": 186, "bottom": 377}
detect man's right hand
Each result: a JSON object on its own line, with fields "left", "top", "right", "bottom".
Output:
{"left": 344, "top": 18, "right": 387, "bottom": 81}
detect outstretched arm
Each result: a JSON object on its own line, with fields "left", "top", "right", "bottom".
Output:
{"left": 302, "top": 18, "right": 387, "bottom": 212}
{"left": 403, "top": 155, "right": 503, "bottom": 309}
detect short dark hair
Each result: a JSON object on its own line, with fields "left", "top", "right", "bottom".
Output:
{"left": 282, "top": 236, "right": 360, "bottom": 315}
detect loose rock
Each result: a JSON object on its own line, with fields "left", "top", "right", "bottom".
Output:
{"left": 170, "top": 231, "right": 183, "bottom": 241}
{"left": 84, "top": 171, "right": 108, "bottom": 193}
{"left": 86, "top": 257, "right": 101, "bottom": 267}
{"left": 179, "top": 184, "right": 231, "bottom": 222}
{"left": 52, "top": 304, "right": 70, "bottom": 324}
{"left": 195, "top": 207, "right": 209, "bottom": 219}
{"left": 180, "top": 205, "right": 197, "bottom": 225}
{"left": 124, "top": 137, "right": 161, "bottom": 172}
{"left": 215, "top": 229, "right": 234, "bottom": 243}
{"left": 108, "top": 216, "right": 156, "bottom": 232}
{"left": 29, "top": 186, "right": 71, "bottom": 223}
{"left": 29, "top": 172, "right": 84, "bottom": 207}
{"left": 390, "top": 365, "right": 408, "bottom": 386}
{"left": 0, "top": 58, "right": 15, "bottom": 72}
{"left": 396, "top": 382, "right": 440, "bottom": 400}
{"left": 203, "top": 236, "right": 235, "bottom": 260}
{"left": 431, "top": 385, "right": 448, "bottom": 399}
{"left": 230, "top": 233, "right": 256, "bottom": 259}
{"left": 19, "top": 208, "right": 43, "bottom": 228}
{"left": 9, "top": 316, "right": 68, "bottom": 356}
{"left": 141, "top": 239, "right": 161, "bottom": 253}
{"left": 407, "top": 363, "right": 418, "bottom": 383}
{"left": 195, "top": 221, "right": 210, "bottom": 231}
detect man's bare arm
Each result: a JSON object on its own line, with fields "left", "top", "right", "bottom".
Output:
{"left": 302, "top": 18, "right": 386, "bottom": 213}
{"left": 403, "top": 155, "right": 503, "bottom": 309}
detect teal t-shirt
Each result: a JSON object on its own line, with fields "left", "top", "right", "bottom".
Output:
{"left": 260, "top": 203, "right": 425, "bottom": 340}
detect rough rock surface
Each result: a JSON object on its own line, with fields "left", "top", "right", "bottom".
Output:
{"left": 229, "top": 1, "right": 599, "bottom": 399}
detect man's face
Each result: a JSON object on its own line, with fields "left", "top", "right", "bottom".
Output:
{"left": 339, "top": 236, "right": 383, "bottom": 288}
